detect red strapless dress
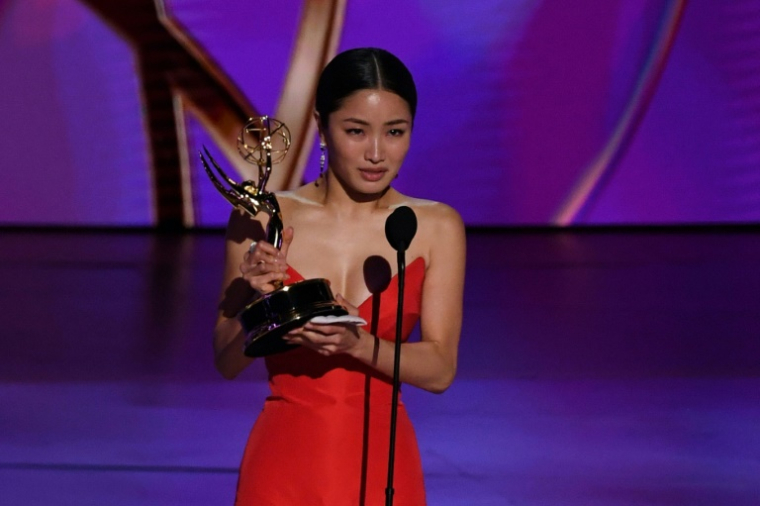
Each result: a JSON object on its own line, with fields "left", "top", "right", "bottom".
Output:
{"left": 234, "top": 257, "right": 427, "bottom": 506}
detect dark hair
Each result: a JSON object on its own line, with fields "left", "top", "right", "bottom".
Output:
{"left": 315, "top": 48, "right": 417, "bottom": 125}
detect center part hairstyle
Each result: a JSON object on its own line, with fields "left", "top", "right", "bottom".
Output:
{"left": 315, "top": 47, "right": 418, "bottom": 125}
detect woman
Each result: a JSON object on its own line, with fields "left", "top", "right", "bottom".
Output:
{"left": 214, "top": 48, "right": 465, "bottom": 506}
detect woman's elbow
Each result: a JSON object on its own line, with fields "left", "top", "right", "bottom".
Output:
{"left": 214, "top": 348, "right": 247, "bottom": 380}
{"left": 218, "top": 369, "right": 240, "bottom": 381}
{"left": 425, "top": 366, "right": 457, "bottom": 394}
{"left": 213, "top": 329, "right": 248, "bottom": 380}
{"left": 215, "top": 358, "right": 240, "bottom": 380}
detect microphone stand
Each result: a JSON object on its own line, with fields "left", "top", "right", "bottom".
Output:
{"left": 385, "top": 245, "right": 406, "bottom": 506}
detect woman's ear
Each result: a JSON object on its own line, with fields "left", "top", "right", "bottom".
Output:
{"left": 314, "top": 111, "right": 326, "bottom": 144}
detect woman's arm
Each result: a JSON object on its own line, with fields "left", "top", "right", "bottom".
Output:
{"left": 352, "top": 203, "right": 465, "bottom": 392}
{"left": 213, "top": 209, "right": 292, "bottom": 379}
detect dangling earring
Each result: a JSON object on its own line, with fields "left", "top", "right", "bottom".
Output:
{"left": 315, "top": 142, "right": 326, "bottom": 187}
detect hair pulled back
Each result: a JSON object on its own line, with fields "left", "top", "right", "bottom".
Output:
{"left": 315, "top": 48, "right": 417, "bottom": 125}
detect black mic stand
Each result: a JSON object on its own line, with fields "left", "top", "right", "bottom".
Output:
{"left": 385, "top": 245, "right": 406, "bottom": 506}
{"left": 382, "top": 205, "right": 417, "bottom": 506}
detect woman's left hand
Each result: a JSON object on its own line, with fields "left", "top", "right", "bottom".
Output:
{"left": 284, "top": 294, "right": 365, "bottom": 356}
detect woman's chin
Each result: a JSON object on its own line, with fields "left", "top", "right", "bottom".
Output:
{"left": 349, "top": 182, "right": 392, "bottom": 201}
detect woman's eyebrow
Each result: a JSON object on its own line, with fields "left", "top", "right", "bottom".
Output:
{"left": 340, "top": 118, "right": 410, "bottom": 126}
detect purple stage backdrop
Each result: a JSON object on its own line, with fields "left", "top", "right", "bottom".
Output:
{"left": 1, "top": 0, "right": 759, "bottom": 227}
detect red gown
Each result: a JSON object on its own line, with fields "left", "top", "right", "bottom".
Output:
{"left": 235, "top": 257, "right": 427, "bottom": 506}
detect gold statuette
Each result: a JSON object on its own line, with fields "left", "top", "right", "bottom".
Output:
{"left": 201, "top": 117, "right": 347, "bottom": 357}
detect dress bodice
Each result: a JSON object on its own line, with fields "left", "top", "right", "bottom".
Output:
{"left": 264, "top": 257, "right": 426, "bottom": 407}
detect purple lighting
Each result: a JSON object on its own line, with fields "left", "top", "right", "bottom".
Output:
{"left": 2, "top": 0, "right": 759, "bottom": 226}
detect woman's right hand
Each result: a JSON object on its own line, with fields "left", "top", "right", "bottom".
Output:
{"left": 240, "top": 226, "right": 294, "bottom": 294}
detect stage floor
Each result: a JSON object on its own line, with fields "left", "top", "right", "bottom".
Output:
{"left": 1, "top": 228, "right": 759, "bottom": 505}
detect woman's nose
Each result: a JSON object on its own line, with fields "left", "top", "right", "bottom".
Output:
{"left": 365, "top": 136, "right": 385, "bottom": 163}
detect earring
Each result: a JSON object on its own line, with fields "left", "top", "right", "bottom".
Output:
{"left": 315, "top": 142, "right": 326, "bottom": 187}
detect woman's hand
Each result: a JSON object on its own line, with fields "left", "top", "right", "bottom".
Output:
{"left": 240, "top": 227, "right": 294, "bottom": 294}
{"left": 284, "top": 294, "right": 367, "bottom": 357}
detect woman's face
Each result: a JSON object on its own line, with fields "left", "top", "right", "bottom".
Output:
{"left": 321, "top": 89, "right": 413, "bottom": 196}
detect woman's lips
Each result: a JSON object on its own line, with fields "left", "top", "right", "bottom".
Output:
{"left": 359, "top": 168, "right": 387, "bottom": 182}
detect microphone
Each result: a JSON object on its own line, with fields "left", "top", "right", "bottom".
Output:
{"left": 383, "top": 205, "right": 417, "bottom": 506}
{"left": 385, "top": 206, "right": 417, "bottom": 252}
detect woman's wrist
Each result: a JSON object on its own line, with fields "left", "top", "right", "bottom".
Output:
{"left": 348, "top": 327, "right": 377, "bottom": 364}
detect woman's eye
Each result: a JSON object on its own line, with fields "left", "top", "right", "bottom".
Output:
{"left": 389, "top": 129, "right": 406, "bottom": 137}
{"left": 346, "top": 128, "right": 363, "bottom": 135}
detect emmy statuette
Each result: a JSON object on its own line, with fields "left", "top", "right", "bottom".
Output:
{"left": 200, "top": 116, "right": 347, "bottom": 357}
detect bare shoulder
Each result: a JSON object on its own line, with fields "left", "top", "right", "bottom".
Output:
{"left": 391, "top": 196, "right": 465, "bottom": 266}
{"left": 273, "top": 187, "right": 323, "bottom": 220}
{"left": 395, "top": 197, "right": 464, "bottom": 234}
{"left": 275, "top": 189, "right": 321, "bottom": 208}
{"left": 224, "top": 207, "right": 267, "bottom": 245}
{"left": 222, "top": 188, "right": 314, "bottom": 244}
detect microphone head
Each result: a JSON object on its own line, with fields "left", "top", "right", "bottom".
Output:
{"left": 385, "top": 206, "right": 418, "bottom": 251}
